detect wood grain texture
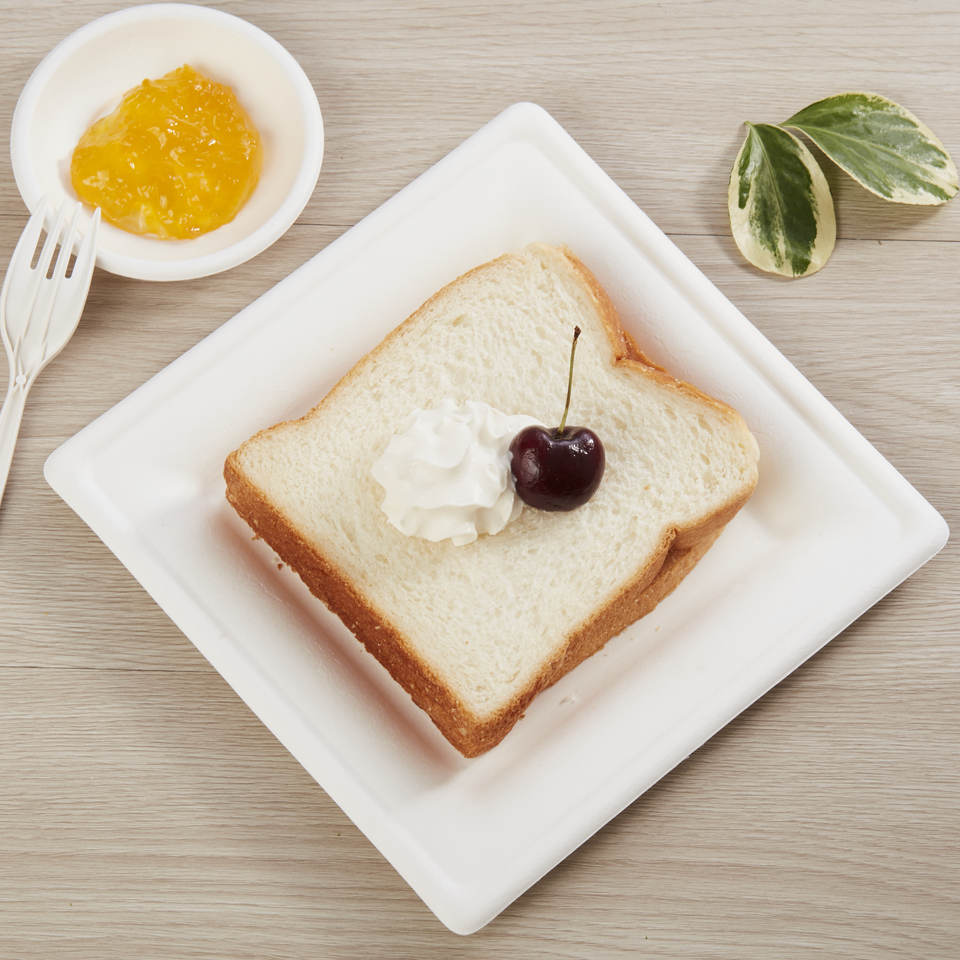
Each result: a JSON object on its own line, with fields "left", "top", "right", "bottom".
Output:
{"left": 0, "top": 1, "right": 957, "bottom": 956}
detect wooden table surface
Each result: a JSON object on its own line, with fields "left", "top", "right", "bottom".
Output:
{"left": 2, "top": 1, "right": 958, "bottom": 956}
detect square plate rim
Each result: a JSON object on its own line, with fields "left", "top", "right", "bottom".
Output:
{"left": 44, "top": 101, "right": 949, "bottom": 934}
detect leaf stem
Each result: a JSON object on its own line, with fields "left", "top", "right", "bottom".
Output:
{"left": 558, "top": 325, "right": 581, "bottom": 434}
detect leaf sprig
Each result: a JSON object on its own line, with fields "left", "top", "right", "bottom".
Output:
{"left": 728, "top": 92, "right": 958, "bottom": 278}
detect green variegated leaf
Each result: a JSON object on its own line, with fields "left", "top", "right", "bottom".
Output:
{"left": 728, "top": 122, "right": 836, "bottom": 278}
{"left": 784, "top": 92, "right": 958, "bottom": 205}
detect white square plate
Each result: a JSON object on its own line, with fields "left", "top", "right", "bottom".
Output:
{"left": 45, "top": 103, "right": 948, "bottom": 934}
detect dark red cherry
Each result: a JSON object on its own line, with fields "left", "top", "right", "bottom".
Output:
{"left": 510, "top": 424, "right": 604, "bottom": 510}
{"left": 509, "top": 325, "right": 605, "bottom": 512}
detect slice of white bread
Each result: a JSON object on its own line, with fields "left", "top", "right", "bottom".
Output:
{"left": 225, "top": 244, "right": 759, "bottom": 756}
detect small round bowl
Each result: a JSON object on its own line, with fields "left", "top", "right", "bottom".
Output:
{"left": 10, "top": 3, "right": 324, "bottom": 281}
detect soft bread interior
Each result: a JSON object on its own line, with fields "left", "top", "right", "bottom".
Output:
{"left": 232, "top": 244, "right": 758, "bottom": 720}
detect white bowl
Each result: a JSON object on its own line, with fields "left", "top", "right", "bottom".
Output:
{"left": 10, "top": 3, "right": 324, "bottom": 281}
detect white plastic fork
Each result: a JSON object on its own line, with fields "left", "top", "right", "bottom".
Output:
{"left": 0, "top": 198, "right": 99, "bottom": 508}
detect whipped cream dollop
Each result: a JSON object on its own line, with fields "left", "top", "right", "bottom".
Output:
{"left": 371, "top": 399, "right": 541, "bottom": 546}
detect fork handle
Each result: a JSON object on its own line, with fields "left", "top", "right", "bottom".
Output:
{"left": 0, "top": 379, "right": 29, "bottom": 509}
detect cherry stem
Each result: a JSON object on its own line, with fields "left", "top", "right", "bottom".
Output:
{"left": 558, "top": 325, "right": 581, "bottom": 434}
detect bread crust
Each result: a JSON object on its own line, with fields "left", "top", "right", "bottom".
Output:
{"left": 224, "top": 245, "right": 758, "bottom": 757}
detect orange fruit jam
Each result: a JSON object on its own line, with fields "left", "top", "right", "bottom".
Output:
{"left": 70, "top": 65, "right": 262, "bottom": 240}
